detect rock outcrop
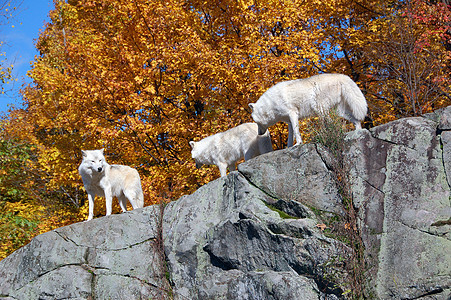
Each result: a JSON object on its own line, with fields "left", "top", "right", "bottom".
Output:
{"left": 1, "top": 107, "right": 450, "bottom": 299}
{"left": 346, "top": 111, "right": 451, "bottom": 299}
{"left": 0, "top": 206, "right": 169, "bottom": 299}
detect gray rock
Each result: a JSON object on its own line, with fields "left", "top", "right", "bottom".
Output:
{"left": 197, "top": 269, "right": 322, "bottom": 300}
{"left": 1, "top": 106, "right": 451, "bottom": 300}
{"left": 442, "top": 130, "right": 451, "bottom": 188}
{"left": 12, "top": 265, "right": 92, "bottom": 300}
{"left": 0, "top": 206, "right": 169, "bottom": 300}
{"left": 346, "top": 116, "right": 451, "bottom": 299}
{"left": 238, "top": 144, "right": 344, "bottom": 215}
{"left": 163, "top": 172, "right": 349, "bottom": 299}
{"left": 438, "top": 106, "right": 451, "bottom": 130}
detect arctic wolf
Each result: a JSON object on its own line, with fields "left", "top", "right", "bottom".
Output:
{"left": 78, "top": 149, "right": 144, "bottom": 221}
{"left": 249, "top": 73, "right": 367, "bottom": 147}
{"left": 189, "top": 123, "right": 273, "bottom": 177}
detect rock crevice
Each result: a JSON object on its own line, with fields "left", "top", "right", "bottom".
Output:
{"left": 1, "top": 107, "right": 450, "bottom": 299}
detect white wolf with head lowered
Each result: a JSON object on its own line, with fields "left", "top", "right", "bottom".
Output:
{"left": 190, "top": 122, "right": 273, "bottom": 177}
{"left": 249, "top": 73, "right": 368, "bottom": 147}
{"left": 78, "top": 149, "right": 144, "bottom": 221}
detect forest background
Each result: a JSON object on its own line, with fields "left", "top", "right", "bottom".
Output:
{"left": 0, "top": 0, "right": 450, "bottom": 259}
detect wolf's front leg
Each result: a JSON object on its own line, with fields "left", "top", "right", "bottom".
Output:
{"left": 289, "top": 112, "right": 302, "bottom": 145}
{"left": 217, "top": 162, "right": 228, "bottom": 177}
{"left": 87, "top": 192, "right": 95, "bottom": 221}
{"left": 104, "top": 188, "right": 113, "bottom": 216}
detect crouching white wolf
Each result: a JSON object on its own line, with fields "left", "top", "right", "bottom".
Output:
{"left": 249, "top": 73, "right": 368, "bottom": 147}
{"left": 189, "top": 123, "right": 273, "bottom": 177}
{"left": 78, "top": 149, "right": 144, "bottom": 221}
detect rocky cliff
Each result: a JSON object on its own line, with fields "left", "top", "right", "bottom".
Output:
{"left": 1, "top": 107, "right": 450, "bottom": 300}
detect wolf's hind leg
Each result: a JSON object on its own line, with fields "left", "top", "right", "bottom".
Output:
{"left": 344, "top": 113, "right": 362, "bottom": 130}
{"left": 353, "top": 120, "right": 362, "bottom": 130}
{"left": 337, "top": 104, "right": 362, "bottom": 130}
{"left": 123, "top": 189, "right": 142, "bottom": 210}
{"left": 118, "top": 195, "right": 128, "bottom": 212}
{"left": 287, "top": 122, "right": 294, "bottom": 147}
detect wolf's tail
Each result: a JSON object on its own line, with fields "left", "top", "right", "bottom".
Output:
{"left": 341, "top": 77, "right": 368, "bottom": 121}
{"left": 128, "top": 177, "right": 144, "bottom": 209}
{"left": 136, "top": 188, "right": 144, "bottom": 208}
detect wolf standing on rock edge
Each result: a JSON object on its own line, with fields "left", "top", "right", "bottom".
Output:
{"left": 249, "top": 73, "right": 368, "bottom": 147}
{"left": 78, "top": 149, "right": 144, "bottom": 221}
{"left": 190, "top": 123, "right": 273, "bottom": 177}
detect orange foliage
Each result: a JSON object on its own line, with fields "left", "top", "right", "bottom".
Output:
{"left": 15, "top": 0, "right": 328, "bottom": 205}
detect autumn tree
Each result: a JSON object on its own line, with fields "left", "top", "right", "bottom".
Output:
{"left": 413, "top": 0, "right": 451, "bottom": 71}
{"left": 0, "top": 0, "right": 42, "bottom": 260}
{"left": 0, "top": 0, "right": 21, "bottom": 94}
{"left": 0, "top": 133, "right": 41, "bottom": 258}
{"left": 17, "top": 0, "right": 328, "bottom": 207}
{"left": 0, "top": 110, "right": 87, "bottom": 259}
{"left": 12, "top": 0, "right": 451, "bottom": 205}
{"left": 315, "top": 0, "right": 451, "bottom": 123}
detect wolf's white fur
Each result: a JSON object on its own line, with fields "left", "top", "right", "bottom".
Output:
{"left": 249, "top": 73, "right": 368, "bottom": 147}
{"left": 190, "top": 123, "right": 273, "bottom": 177}
{"left": 78, "top": 149, "right": 144, "bottom": 221}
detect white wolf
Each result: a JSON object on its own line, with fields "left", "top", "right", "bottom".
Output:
{"left": 78, "top": 149, "right": 144, "bottom": 221}
{"left": 189, "top": 123, "right": 273, "bottom": 177}
{"left": 249, "top": 73, "right": 368, "bottom": 147}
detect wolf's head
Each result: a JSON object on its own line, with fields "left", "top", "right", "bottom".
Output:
{"left": 189, "top": 140, "right": 207, "bottom": 169}
{"left": 249, "top": 103, "right": 269, "bottom": 135}
{"left": 81, "top": 149, "right": 108, "bottom": 173}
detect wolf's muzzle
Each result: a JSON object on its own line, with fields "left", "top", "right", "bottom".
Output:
{"left": 97, "top": 167, "right": 103, "bottom": 172}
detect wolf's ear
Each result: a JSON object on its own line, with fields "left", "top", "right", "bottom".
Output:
{"left": 249, "top": 103, "right": 255, "bottom": 111}
{"left": 81, "top": 150, "right": 87, "bottom": 157}
{"left": 189, "top": 141, "right": 195, "bottom": 149}
{"left": 100, "top": 148, "right": 105, "bottom": 154}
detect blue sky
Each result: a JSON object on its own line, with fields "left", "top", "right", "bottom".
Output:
{"left": 0, "top": 0, "right": 53, "bottom": 114}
